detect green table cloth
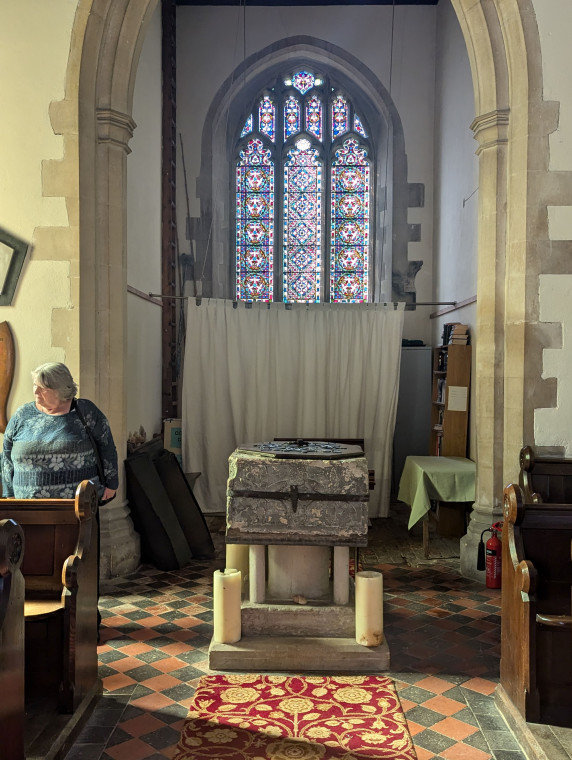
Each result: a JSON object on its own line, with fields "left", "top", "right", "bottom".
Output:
{"left": 397, "top": 455, "right": 476, "bottom": 529}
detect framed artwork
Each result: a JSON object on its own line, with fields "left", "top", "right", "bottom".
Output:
{"left": 0, "top": 228, "right": 28, "bottom": 306}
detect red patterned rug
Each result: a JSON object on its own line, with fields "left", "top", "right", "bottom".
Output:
{"left": 174, "top": 674, "right": 416, "bottom": 760}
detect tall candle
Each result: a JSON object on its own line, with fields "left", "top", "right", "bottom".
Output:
{"left": 213, "top": 569, "right": 242, "bottom": 644}
{"left": 225, "top": 543, "right": 249, "bottom": 594}
{"left": 355, "top": 571, "right": 383, "bottom": 646}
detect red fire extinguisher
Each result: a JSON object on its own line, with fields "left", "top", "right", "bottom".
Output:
{"left": 477, "top": 521, "right": 503, "bottom": 588}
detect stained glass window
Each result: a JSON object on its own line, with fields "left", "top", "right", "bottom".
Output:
{"left": 332, "top": 95, "right": 349, "bottom": 138}
{"left": 330, "top": 139, "right": 369, "bottom": 302}
{"left": 353, "top": 113, "right": 367, "bottom": 138}
{"left": 259, "top": 96, "right": 275, "bottom": 142}
{"left": 284, "top": 96, "right": 300, "bottom": 140}
{"left": 292, "top": 70, "right": 315, "bottom": 94}
{"left": 235, "top": 71, "right": 372, "bottom": 303}
{"left": 305, "top": 96, "right": 322, "bottom": 141}
{"left": 235, "top": 138, "right": 274, "bottom": 301}
{"left": 283, "top": 139, "right": 322, "bottom": 303}
{"left": 241, "top": 114, "right": 253, "bottom": 137}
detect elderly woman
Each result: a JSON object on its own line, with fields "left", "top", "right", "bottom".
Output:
{"left": 2, "top": 362, "right": 118, "bottom": 501}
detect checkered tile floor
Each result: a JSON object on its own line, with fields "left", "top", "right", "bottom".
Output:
{"left": 66, "top": 534, "right": 524, "bottom": 760}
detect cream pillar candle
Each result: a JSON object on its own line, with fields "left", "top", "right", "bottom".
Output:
{"left": 225, "top": 543, "right": 249, "bottom": 594}
{"left": 355, "top": 570, "right": 383, "bottom": 646}
{"left": 213, "top": 569, "right": 242, "bottom": 644}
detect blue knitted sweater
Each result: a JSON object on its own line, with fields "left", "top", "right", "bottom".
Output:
{"left": 2, "top": 398, "right": 119, "bottom": 498}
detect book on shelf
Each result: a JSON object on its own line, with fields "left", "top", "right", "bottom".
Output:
{"left": 437, "top": 349, "right": 448, "bottom": 371}
{"left": 448, "top": 324, "right": 470, "bottom": 345}
{"left": 441, "top": 322, "right": 471, "bottom": 346}
{"left": 441, "top": 322, "right": 459, "bottom": 345}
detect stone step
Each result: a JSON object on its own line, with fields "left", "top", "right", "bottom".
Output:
{"left": 208, "top": 635, "right": 390, "bottom": 673}
{"left": 241, "top": 601, "right": 355, "bottom": 637}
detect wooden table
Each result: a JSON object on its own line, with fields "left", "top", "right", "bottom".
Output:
{"left": 397, "top": 455, "right": 476, "bottom": 557}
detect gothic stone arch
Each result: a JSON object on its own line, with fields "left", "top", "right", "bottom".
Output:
{"left": 74, "top": 0, "right": 160, "bottom": 576}
{"left": 450, "top": 0, "right": 560, "bottom": 579}
{"left": 64, "top": 0, "right": 552, "bottom": 579}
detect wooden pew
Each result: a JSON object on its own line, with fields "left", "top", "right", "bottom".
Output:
{"left": 500, "top": 482, "right": 572, "bottom": 727}
{"left": 519, "top": 444, "right": 572, "bottom": 504}
{"left": 0, "top": 481, "right": 101, "bottom": 758}
{"left": 0, "top": 518, "right": 25, "bottom": 760}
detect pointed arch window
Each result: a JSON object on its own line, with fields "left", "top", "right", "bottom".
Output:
{"left": 235, "top": 138, "right": 275, "bottom": 302}
{"left": 235, "top": 70, "right": 372, "bottom": 303}
{"left": 283, "top": 139, "right": 323, "bottom": 302}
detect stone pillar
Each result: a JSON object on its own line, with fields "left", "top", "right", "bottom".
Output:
{"left": 93, "top": 107, "right": 140, "bottom": 578}
{"left": 333, "top": 546, "right": 350, "bottom": 605}
{"left": 249, "top": 545, "right": 266, "bottom": 603}
{"left": 460, "top": 109, "right": 510, "bottom": 581}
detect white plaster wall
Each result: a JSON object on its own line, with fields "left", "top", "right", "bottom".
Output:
{"left": 0, "top": 0, "right": 77, "bottom": 417}
{"left": 397, "top": 8, "right": 436, "bottom": 344}
{"left": 432, "top": 1, "right": 478, "bottom": 336}
{"left": 534, "top": 0, "right": 572, "bottom": 449}
{"left": 537, "top": 0, "right": 572, "bottom": 172}
{"left": 432, "top": 0, "right": 478, "bottom": 457}
{"left": 177, "top": 4, "right": 436, "bottom": 341}
{"left": 126, "top": 3, "right": 163, "bottom": 441}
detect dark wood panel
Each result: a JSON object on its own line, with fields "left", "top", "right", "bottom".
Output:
{"left": 177, "top": 1, "right": 438, "bottom": 5}
{"left": 162, "top": 0, "right": 179, "bottom": 419}
{"left": 501, "top": 481, "right": 572, "bottom": 728}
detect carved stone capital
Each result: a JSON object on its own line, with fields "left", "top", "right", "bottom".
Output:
{"left": 96, "top": 108, "right": 137, "bottom": 154}
{"left": 470, "top": 108, "right": 510, "bottom": 155}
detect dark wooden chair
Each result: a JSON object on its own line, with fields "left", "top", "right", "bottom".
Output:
{"left": 519, "top": 444, "right": 572, "bottom": 504}
{"left": 500, "top": 482, "right": 572, "bottom": 727}
{"left": 273, "top": 437, "right": 375, "bottom": 490}
{"left": 0, "top": 518, "right": 25, "bottom": 760}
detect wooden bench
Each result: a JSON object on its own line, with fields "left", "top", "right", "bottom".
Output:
{"left": 500, "top": 482, "right": 572, "bottom": 727}
{"left": 519, "top": 444, "right": 572, "bottom": 504}
{"left": 0, "top": 518, "right": 25, "bottom": 760}
{"left": 0, "top": 481, "right": 101, "bottom": 758}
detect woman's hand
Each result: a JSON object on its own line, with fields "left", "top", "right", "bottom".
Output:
{"left": 102, "top": 487, "right": 117, "bottom": 502}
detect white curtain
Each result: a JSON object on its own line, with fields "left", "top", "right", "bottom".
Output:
{"left": 181, "top": 299, "right": 404, "bottom": 517}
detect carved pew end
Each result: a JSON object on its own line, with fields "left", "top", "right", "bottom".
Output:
{"left": 0, "top": 518, "right": 25, "bottom": 760}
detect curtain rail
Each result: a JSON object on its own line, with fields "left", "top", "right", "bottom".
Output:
{"left": 147, "top": 293, "right": 458, "bottom": 307}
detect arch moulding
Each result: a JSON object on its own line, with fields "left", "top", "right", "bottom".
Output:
{"left": 74, "top": 0, "right": 159, "bottom": 577}
{"left": 451, "top": 0, "right": 546, "bottom": 579}
{"left": 65, "top": 0, "right": 544, "bottom": 578}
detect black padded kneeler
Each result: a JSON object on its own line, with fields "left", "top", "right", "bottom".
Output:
{"left": 153, "top": 450, "right": 215, "bottom": 559}
{"left": 125, "top": 452, "right": 193, "bottom": 570}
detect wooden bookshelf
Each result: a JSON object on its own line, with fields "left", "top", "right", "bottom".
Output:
{"left": 430, "top": 343, "right": 471, "bottom": 457}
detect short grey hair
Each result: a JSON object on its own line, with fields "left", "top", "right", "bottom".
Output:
{"left": 31, "top": 362, "right": 78, "bottom": 402}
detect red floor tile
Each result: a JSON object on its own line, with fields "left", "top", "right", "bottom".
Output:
{"left": 415, "top": 676, "right": 457, "bottom": 694}
{"left": 441, "top": 743, "right": 492, "bottom": 759}
{"left": 462, "top": 677, "right": 497, "bottom": 695}
{"left": 102, "top": 672, "right": 138, "bottom": 691}
{"left": 431, "top": 716, "right": 479, "bottom": 741}
{"left": 422, "top": 695, "right": 467, "bottom": 716}
{"left": 105, "top": 738, "right": 160, "bottom": 760}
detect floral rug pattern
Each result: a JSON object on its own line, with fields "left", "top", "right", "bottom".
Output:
{"left": 174, "top": 674, "right": 416, "bottom": 760}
